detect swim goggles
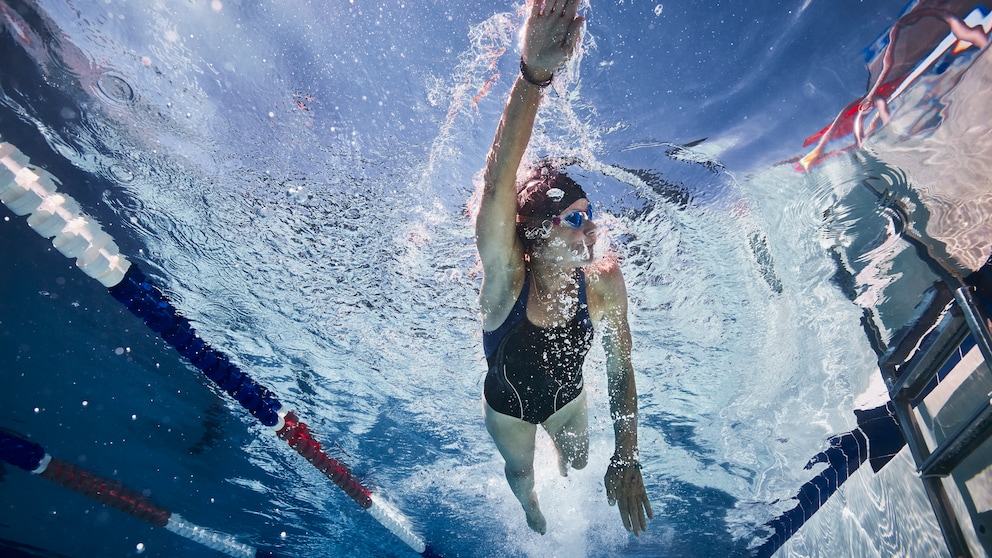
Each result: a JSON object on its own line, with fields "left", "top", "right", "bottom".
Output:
{"left": 552, "top": 204, "right": 593, "bottom": 228}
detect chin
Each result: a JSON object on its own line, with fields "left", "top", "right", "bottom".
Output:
{"left": 571, "top": 244, "right": 596, "bottom": 263}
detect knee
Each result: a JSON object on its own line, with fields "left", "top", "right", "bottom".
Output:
{"left": 571, "top": 452, "right": 588, "bottom": 470}
{"left": 505, "top": 463, "right": 534, "bottom": 479}
{"left": 567, "top": 435, "right": 589, "bottom": 470}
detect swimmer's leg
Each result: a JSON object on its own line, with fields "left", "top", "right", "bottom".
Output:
{"left": 484, "top": 399, "right": 547, "bottom": 534}
{"left": 542, "top": 390, "right": 589, "bottom": 476}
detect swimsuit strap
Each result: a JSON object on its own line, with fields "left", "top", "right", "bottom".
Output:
{"left": 484, "top": 268, "right": 589, "bottom": 359}
{"left": 576, "top": 268, "right": 588, "bottom": 307}
{"left": 483, "top": 272, "right": 530, "bottom": 359}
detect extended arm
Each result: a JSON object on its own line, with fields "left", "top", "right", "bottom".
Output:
{"left": 599, "top": 266, "right": 653, "bottom": 536}
{"left": 475, "top": 69, "right": 544, "bottom": 273}
{"left": 476, "top": 0, "right": 585, "bottom": 320}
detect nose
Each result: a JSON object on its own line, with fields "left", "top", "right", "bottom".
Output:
{"left": 582, "top": 217, "right": 597, "bottom": 237}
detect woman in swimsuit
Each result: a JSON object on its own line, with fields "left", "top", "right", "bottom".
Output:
{"left": 475, "top": 0, "right": 652, "bottom": 536}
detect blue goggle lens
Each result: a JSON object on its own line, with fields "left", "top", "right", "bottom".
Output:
{"left": 559, "top": 205, "right": 593, "bottom": 228}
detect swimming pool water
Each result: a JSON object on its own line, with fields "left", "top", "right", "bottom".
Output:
{"left": 2, "top": 1, "right": 989, "bottom": 556}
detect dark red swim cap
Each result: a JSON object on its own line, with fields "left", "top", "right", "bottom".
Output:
{"left": 516, "top": 167, "right": 588, "bottom": 223}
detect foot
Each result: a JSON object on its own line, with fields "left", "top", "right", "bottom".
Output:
{"left": 524, "top": 492, "right": 547, "bottom": 534}
{"left": 525, "top": 508, "right": 547, "bottom": 534}
{"left": 557, "top": 453, "right": 569, "bottom": 477}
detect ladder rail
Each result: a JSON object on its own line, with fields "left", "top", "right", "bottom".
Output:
{"left": 887, "top": 310, "right": 970, "bottom": 402}
{"left": 879, "top": 283, "right": 992, "bottom": 558}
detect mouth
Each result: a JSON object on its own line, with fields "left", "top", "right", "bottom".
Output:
{"left": 573, "top": 243, "right": 593, "bottom": 260}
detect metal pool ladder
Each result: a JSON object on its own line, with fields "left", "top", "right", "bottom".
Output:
{"left": 878, "top": 280, "right": 992, "bottom": 558}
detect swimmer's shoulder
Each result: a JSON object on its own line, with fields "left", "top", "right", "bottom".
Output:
{"left": 584, "top": 256, "right": 627, "bottom": 317}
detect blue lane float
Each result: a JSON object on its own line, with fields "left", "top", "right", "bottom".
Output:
{"left": 0, "top": 139, "right": 439, "bottom": 557}
{"left": 107, "top": 264, "right": 284, "bottom": 428}
{"left": 752, "top": 403, "right": 906, "bottom": 558}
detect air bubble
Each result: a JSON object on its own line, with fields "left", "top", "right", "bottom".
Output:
{"left": 108, "top": 163, "right": 135, "bottom": 183}
{"left": 96, "top": 73, "right": 136, "bottom": 104}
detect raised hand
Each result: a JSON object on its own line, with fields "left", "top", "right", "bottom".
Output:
{"left": 521, "top": 0, "right": 585, "bottom": 83}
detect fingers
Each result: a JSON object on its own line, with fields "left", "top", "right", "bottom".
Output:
{"left": 619, "top": 497, "right": 634, "bottom": 533}
{"left": 530, "top": 0, "right": 563, "bottom": 17}
{"left": 531, "top": 0, "right": 582, "bottom": 19}
{"left": 633, "top": 495, "right": 647, "bottom": 535}
{"left": 530, "top": 0, "right": 543, "bottom": 18}
{"left": 619, "top": 495, "right": 650, "bottom": 536}
{"left": 605, "top": 474, "right": 618, "bottom": 506}
{"left": 562, "top": 0, "right": 580, "bottom": 19}
{"left": 609, "top": 467, "right": 652, "bottom": 536}
{"left": 546, "top": 0, "right": 564, "bottom": 15}
{"left": 563, "top": 16, "right": 584, "bottom": 54}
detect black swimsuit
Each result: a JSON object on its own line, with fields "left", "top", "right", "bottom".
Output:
{"left": 483, "top": 269, "right": 595, "bottom": 424}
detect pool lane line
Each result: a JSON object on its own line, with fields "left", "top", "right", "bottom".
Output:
{"left": 0, "top": 430, "right": 282, "bottom": 558}
{"left": 0, "top": 140, "right": 439, "bottom": 557}
{"left": 751, "top": 402, "right": 906, "bottom": 558}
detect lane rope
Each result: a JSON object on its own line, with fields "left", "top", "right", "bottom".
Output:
{"left": 0, "top": 139, "right": 437, "bottom": 557}
{"left": 0, "top": 430, "right": 276, "bottom": 558}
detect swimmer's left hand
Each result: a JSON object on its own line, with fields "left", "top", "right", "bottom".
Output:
{"left": 605, "top": 458, "right": 653, "bottom": 536}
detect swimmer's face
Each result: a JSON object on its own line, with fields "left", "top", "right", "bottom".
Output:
{"left": 533, "top": 198, "right": 597, "bottom": 265}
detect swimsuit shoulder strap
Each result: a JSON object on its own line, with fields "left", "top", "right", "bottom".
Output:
{"left": 576, "top": 268, "right": 588, "bottom": 306}
{"left": 575, "top": 268, "right": 592, "bottom": 324}
{"left": 483, "top": 271, "right": 530, "bottom": 359}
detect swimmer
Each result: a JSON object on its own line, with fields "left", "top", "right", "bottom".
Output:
{"left": 475, "top": 0, "right": 653, "bottom": 536}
